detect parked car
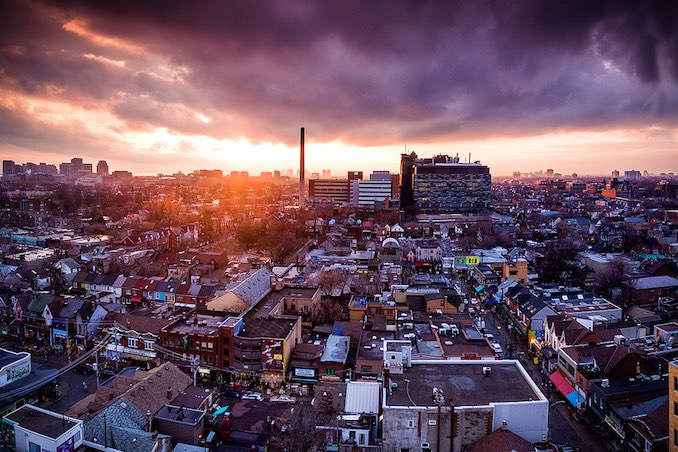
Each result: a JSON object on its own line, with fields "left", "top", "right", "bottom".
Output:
{"left": 98, "top": 368, "right": 115, "bottom": 378}
{"left": 220, "top": 390, "right": 242, "bottom": 399}
{"left": 241, "top": 392, "right": 264, "bottom": 401}
{"left": 483, "top": 333, "right": 495, "bottom": 341}
{"left": 490, "top": 342, "right": 503, "bottom": 354}
{"left": 74, "top": 363, "right": 95, "bottom": 375}
{"left": 270, "top": 394, "right": 297, "bottom": 404}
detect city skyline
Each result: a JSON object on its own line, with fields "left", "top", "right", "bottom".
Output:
{"left": 1, "top": 1, "right": 677, "bottom": 176}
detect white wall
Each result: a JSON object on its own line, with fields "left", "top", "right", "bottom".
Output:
{"left": 492, "top": 400, "right": 549, "bottom": 443}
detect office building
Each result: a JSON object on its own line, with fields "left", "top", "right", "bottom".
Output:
{"left": 401, "top": 152, "right": 491, "bottom": 212}
{"left": 309, "top": 179, "right": 349, "bottom": 204}
{"left": 350, "top": 171, "right": 394, "bottom": 208}
{"left": 96, "top": 160, "right": 109, "bottom": 176}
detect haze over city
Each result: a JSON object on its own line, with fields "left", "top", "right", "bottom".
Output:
{"left": 1, "top": 0, "right": 677, "bottom": 176}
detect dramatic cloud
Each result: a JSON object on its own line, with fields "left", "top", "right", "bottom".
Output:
{"left": 0, "top": 0, "right": 676, "bottom": 174}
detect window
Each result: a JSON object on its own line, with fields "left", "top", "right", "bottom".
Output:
{"left": 223, "top": 337, "right": 229, "bottom": 345}
{"left": 326, "top": 368, "right": 336, "bottom": 376}
{"left": 208, "top": 342, "right": 214, "bottom": 350}
{"left": 127, "top": 338, "right": 138, "bottom": 348}
{"left": 674, "top": 376, "right": 678, "bottom": 391}
{"left": 674, "top": 428, "right": 678, "bottom": 447}
{"left": 303, "top": 305, "right": 309, "bottom": 314}
{"left": 75, "top": 431, "right": 81, "bottom": 443}
{"left": 163, "top": 337, "right": 168, "bottom": 345}
{"left": 360, "top": 366, "right": 373, "bottom": 373}
{"left": 144, "top": 340, "right": 154, "bottom": 350}
{"left": 674, "top": 401, "right": 678, "bottom": 416}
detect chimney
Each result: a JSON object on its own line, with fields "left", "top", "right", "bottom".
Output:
{"left": 501, "top": 420, "right": 508, "bottom": 431}
{"left": 166, "top": 386, "right": 173, "bottom": 400}
{"left": 299, "top": 127, "right": 305, "bottom": 208}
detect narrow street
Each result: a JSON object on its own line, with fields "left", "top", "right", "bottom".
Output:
{"left": 485, "top": 309, "right": 610, "bottom": 452}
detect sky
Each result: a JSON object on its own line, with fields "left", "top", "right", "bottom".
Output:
{"left": 1, "top": 0, "right": 677, "bottom": 177}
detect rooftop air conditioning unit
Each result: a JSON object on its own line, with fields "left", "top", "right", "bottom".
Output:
{"left": 601, "top": 378, "right": 609, "bottom": 387}
{"left": 483, "top": 367, "right": 492, "bottom": 377}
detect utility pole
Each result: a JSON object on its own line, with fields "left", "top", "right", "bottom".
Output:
{"left": 94, "top": 344, "right": 100, "bottom": 387}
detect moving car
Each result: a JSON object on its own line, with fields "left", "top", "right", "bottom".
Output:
{"left": 489, "top": 342, "right": 503, "bottom": 354}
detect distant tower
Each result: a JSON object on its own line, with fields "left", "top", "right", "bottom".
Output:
{"left": 299, "top": 127, "right": 306, "bottom": 208}
{"left": 97, "top": 160, "right": 109, "bottom": 176}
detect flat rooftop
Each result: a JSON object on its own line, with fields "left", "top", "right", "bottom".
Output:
{"left": 0, "top": 348, "right": 29, "bottom": 368}
{"left": 165, "top": 313, "right": 228, "bottom": 336}
{"left": 386, "top": 361, "right": 542, "bottom": 407}
{"left": 154, "top": 405, "right": 204, "bottom": 425}
{"left": 239, "top": 317, "right": 297, "bottom": 339}
{"left": 358, "top": 330, "right": 396, "bottom": 360}
{"left": 6, "top": 405, "right": 79, "bottom": 439}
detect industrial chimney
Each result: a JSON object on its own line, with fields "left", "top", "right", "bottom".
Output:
{"left": 299, "top": 127, "right": 306, "bottom": 208}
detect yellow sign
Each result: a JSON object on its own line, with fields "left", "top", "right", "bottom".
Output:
{"left": 273, "top": 354, "right": 283, "bottom": 361}
{"left": 465, "top": 256, "right": 480, "bottom": 265}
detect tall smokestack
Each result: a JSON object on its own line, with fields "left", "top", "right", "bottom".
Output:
{"left": 299, "top": 127, "right": 306, "bottom": 208}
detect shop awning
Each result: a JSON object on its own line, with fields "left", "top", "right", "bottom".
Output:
{"left": 289, "top": 377, "right": 319, "bottom": 385}
{"left": 475, "top": 285, "right": 484, "bottom": 292}
{"left": 121, "top": 352, "right": 155, "bottom": 362}
{"left": 549, "top": 370, "right": 583, "bottom": 408}
{"left": 130, "top": 297, "right": 142, "bottom": 303}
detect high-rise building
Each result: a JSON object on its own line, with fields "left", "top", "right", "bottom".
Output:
{"left": 546, "top": 168, "right": 554, "bottom": 177}
{"left": 97, "top": 160, "right": 109, "bottom": 176}
{"left": 399, "top": 152, "right": 417, "bottom": 209}
{"left": 612, "top": 170, "right": 620, "bottom": 178}
{"left": 2, "top": 160, "right": 15, "bottom": 177}
{"left": 624, "top": 170, "right": 642, "bottom": 181}
{"left": 401, "top": 152, "right": 491, "bottom": 212}
{"left": 59, "top": 162, "right": 74, "bottom": 178}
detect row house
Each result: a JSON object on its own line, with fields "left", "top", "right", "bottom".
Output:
{"left": 70, "top": 271, "right": 223, "bottom": 308}
{"left": 50, "top": 298, "right": 93, "bottom": 350}
{"left": 105, "top": 312, "right": 173, "bottom": 369}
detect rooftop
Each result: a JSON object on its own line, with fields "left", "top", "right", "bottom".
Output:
{"left": 154, "top": 405, "right": 204, "bottom": 425}
{"left": 0, "top": 348, "right": 29, "bottom": 369}
{"left": 164, "top": 312, "right": 229, "bottom": 336}
{"left": 6, "top": 405, "right": 80, "bottom": 439}
{"left": 239, "top": 317, "right": 298, "bottom": 339}
{"left": 386, "top": 361, "right": 543, "bottom": 407}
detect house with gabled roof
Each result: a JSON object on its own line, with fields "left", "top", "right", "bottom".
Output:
{"left": 206, "top": 268, "right": 273, "bottom": 313}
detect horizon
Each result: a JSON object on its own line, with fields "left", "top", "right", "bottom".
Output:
{"left": 1, "top": 1, "right": 677, "bottom": 176}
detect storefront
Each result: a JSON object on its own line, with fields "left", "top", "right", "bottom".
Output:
{"left": 51, "top": 327, "right": 69, "bottom": 351}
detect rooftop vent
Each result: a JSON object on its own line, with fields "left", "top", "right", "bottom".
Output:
{"left": 483, "top": 367, "right": 492, "bottom": 377}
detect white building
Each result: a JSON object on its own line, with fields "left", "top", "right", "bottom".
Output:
{"left": 381, "top": 359, "right": 548, "bottom": 452}
{"left": 0, "top": 348, "right": 31, "bottom": 389}
{"left": 3, "top": 404, "right": 83, "bottom": 452}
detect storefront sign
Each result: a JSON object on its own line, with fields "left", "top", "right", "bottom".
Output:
{"left": 465, "top": 256, "right": 480, "bottom": 265}
{"left": 294, "top": 368, "right": 315, "bottom": 378}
